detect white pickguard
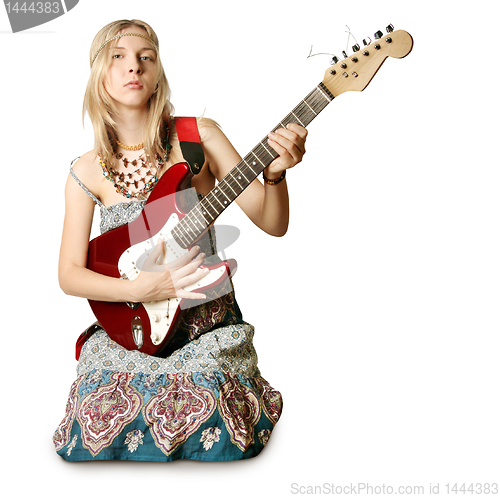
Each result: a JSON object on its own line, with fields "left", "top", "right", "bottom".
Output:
{"left": 118, "top": 213, "right": 226, "bottom": 346}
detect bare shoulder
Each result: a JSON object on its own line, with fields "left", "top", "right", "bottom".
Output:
{"left": 71, "top": 150, "right": 100, "bottom": 178}
{"left": 68, "top": 150, "right": 102, "bottom": 195}
{"left": 195, "top": 117, "right": 241, "bottom": 181}
{"left": 197, "top": 117, "right": 224, "bottom": 142}
{"left": 196, "top": 116, "right": 237, "bottom": 154}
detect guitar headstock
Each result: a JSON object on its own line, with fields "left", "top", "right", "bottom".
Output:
{"left": 322, "top": 28, "right": 413, "bottom": 97}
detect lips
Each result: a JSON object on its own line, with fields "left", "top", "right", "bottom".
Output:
{"left": 125, "top": 80, "right": 143, "bottom": 89}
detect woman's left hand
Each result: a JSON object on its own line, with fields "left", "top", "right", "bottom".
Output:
{"left": 265, "top": 122, "right": 308, "bottom": 179}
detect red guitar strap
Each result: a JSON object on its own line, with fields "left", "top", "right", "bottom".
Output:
{"left": 175, "top": 116, "right": 204, "bottom": 175}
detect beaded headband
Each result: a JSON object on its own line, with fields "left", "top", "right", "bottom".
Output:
{"left": 90, "top": 32, "right": 157, "bottom": 68}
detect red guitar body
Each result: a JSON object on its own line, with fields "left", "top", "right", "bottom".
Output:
{"left": 86, "top": 162, "right": 236, "bottom": 356}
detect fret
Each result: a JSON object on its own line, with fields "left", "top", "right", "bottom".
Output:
{"left": 316, "top": 86, "right": 331, "bottom": 103}
{"left": 316, "top": 82, "right": 335, "bottom": 104}
{"left": 304, "top": 87, "right": 328, "bottom": 110}
{"left": 259, "top": 139, "right": 276, "bottom": 159}
{"left": 227, "top": 170, "right": 244, "bottom": 191}
{"left": 223, "top": 176, "right": 238, "bottom": 197}
{"left": 303, "top": 99, "right": 317, "bottom": 116}
{"left": 185, "top": 213, "right": 198, "bottom": 234}
{"left": 172, "top": 82, "right": 334, "bottom": 248}
{"left": 188, "top": 212, "right": 205, "bottom": 233}
{"left": 201, "top": 204, "right": 215, "bottom": 224}
{"left": 252, "top": 142, "right": 277, "bottom": 167}
{"left": 243, "top": 154, "right": 261, "bottom": 175}
{"left": 217, "top": 184, "right": 231, "bottom": 202}
{"left": 174, "top": 225, "right": 192, "bottom": 248}
{"left": 209, "top": 189, "right": 225, "bottom": 209}
{"left": 292, "top": 102, "right": 316, "bottom": 126}
{"left": 194, "top": 203, "right": 212, "bottom": 226}
{"left": 290, "top": 111, "right": 305, "bottom": 127}
{"left": 250, "top": 150, "right": 267, "bottom": 169}
{"left": 235, "top": 164, "right": 251, "bottom": 184}
{"left": 174, "top": 224, "right": 194, "bottom": 246}
{"left": 200, "top": 194, "right": 219, "bottom": 220}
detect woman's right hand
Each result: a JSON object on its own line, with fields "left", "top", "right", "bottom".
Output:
{"left": 129, "top": 242, "right": 208, "bottom": 302}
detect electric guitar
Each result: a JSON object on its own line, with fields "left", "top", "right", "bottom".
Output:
{"left": 86, "top": 27, "right": 413, "bottom": 356}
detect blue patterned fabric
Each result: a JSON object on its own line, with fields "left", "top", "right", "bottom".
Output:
{"left": 53, "top": 327, "right": 281, "bottom": 462}
{"left": 53, "top": 168, "right": 282, "bottom": 462}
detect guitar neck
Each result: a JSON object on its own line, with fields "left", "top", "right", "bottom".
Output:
{"left": 172, "top": 82, "right": 335, "bottom": 248}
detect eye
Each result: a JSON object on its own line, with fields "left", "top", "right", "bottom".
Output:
{"left": 140, "top": 55, "right": 154, "bottom": 61}
{"left": 111, "top": 54, "right": 123, "bottom": 59}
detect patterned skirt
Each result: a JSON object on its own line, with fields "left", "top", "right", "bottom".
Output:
{"left": 53, "top": 323, "right": 282, "bottom": 462}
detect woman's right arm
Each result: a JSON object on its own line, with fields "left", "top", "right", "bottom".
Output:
{"left": 58, "top": 162, "right": 207, "bottom": 303}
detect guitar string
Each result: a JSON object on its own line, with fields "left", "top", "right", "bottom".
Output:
{"left": 172, "top": 89, "right": 330, "bottom": 247}
{"left": 171, "top": 85, "right": 333, "bottom": 247}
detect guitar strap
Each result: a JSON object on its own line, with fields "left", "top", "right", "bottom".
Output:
{"left": 175, "top": 116, "right": 204, "bottom": 175}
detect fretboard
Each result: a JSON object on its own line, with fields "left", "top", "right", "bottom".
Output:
{"left": 172, "top": 82, "right": 334, "bottom": 248}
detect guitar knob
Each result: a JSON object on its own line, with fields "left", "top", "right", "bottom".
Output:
{"left": 131, "top": 316, "right": 143, "bottom": 349}
{"left": 374, "top": 30, "right": 383, "bottom": 39}
{"left": 152, "top": 313, "right": 161, "bottom": 323}
{"left": 330, "top": 55, "right": 339, "bottom": 65}
{"left": 386, "top": 24, "right": 394, "bottom": 33}
{"left": 352, "top": 43, "right": 360, "bottom": 52}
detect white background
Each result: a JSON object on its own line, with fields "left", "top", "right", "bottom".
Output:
{"left": 1, "top": 0, "right": 498, "bottom": 496}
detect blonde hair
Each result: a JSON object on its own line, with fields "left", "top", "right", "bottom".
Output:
{"left": 83, "top": 19, "right": 173, "bottom": 167}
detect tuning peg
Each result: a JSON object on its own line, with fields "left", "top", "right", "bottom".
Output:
{"left": 352, "top": 43, "right": 360, "bottom": 52}
{"left": 386, "top": 24, "right": 394, "bottom": 33}
{"left": 330, "top": 55, "right": 339, "bottom": 65}
{"left": 362, "top": 37, "right": 371, "bottom": 46}
{"left": 374, "top": 30, "right": 383, "bottom": 39}
{"left": 342, "top": 50, "right": 348, "bottom": 59}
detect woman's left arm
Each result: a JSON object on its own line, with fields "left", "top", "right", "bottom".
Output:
{"left": 200, "top": 120, "right": 307, "bottom": 236}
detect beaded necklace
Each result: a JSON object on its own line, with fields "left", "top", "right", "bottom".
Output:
{"left": 99, "top": 126, "right": 171, "bottom": 200}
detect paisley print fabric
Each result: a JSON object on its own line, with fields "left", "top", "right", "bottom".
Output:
{"left": 54, "top": 165, "right": 282, "bottom": 461}
{"left": 53, "top": 328, "right": 282, "bottom": 462}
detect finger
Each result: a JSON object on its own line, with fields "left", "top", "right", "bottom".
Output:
{"left": 168, "top": 245, "right": 201, "bottom": 270}
{"left": 142, "top": 240, "right": 166, "bottom": 272}
{"left": 271, "top": 125, "right": 307, "bottom": 150}
{"left": 285, "top": 122, "right": 308, "bottom": 139}
{"left": 172, "top": 252, "right": 206, "bottom": 281}
{"left": 177, "top": 289, "right": 207, "bottom": 300}
{"left": 175, "top": 266, "right": 210, "bottom": 290}
{"left": 268, "top": 132, "right": 302, "bottom": 163}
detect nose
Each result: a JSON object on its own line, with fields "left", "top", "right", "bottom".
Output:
{"left": 128, "top": 59, "right": 142, "bottom": 74}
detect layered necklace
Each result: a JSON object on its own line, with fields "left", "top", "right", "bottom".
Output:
{"left": 99, "top": 125, "right": 171, "bottom": 200}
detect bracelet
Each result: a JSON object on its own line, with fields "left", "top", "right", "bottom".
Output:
{"left": 263, "top": 169, "right": 286, "bottom": 186}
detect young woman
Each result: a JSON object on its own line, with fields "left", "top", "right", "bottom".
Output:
{"left": 53, "top": 19, "right": 307, "bottom": 462}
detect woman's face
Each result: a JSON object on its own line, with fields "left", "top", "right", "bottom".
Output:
{"left": 103, "top": 27, "right": 158, "bottom": 111}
